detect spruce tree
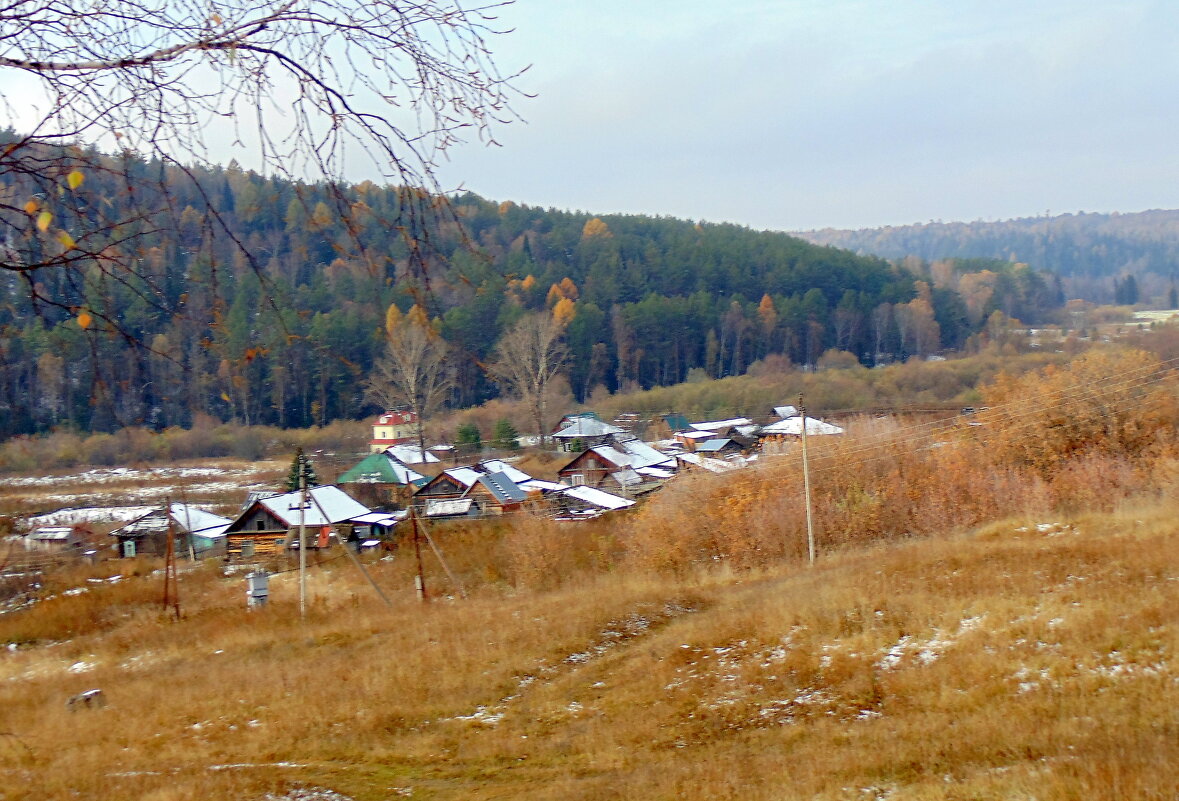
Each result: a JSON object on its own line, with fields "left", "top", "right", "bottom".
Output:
{"left": 285, "top": 447, "right": 320, "bottom": 492}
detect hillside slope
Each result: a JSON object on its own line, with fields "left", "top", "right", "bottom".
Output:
{"left": 3, "top": 502, "right": 1176, "bottom": 800}
{"left": 796, "top": 208, "right": 1179, "bottom": 286}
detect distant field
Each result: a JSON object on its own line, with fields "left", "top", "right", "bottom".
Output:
{"left": 0, "top": 460, "right": 286, "bottom": 527}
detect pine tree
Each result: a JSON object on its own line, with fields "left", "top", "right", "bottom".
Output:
{"left": 285, "top": 447, "right": 319, "bottom": 492}
{"left": 456, "top": 422, "right": 482, "bottom": 455}
{"left": 492, "top": 419, "right": 521, "bottom": 451}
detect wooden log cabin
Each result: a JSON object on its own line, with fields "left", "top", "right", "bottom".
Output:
{"left": 222, "top": 485, "right": 371, "bottom": 562}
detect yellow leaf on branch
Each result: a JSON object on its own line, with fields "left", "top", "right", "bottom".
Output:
{"left": 36, "top": 211, "right": 52, "bottom": 231}
{"left": 67, "top": 170, "right": 84, "bottom": 190}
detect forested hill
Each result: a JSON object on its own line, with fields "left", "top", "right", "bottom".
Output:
{"left": 795, "top": 209, "right": 1179, "bottom": 301}
{"left": 0, "top": 150, "right": 1059, "bottom": 438}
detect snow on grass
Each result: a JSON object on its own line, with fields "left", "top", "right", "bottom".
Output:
{"left": 26, "top": 505, "right": 156, "bottom": 526}
{"left": 6, "top": 466, "right": 258, "bottom": 488}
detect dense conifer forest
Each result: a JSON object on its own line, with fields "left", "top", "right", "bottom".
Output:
{"left": 797, "top": 209, "right": 1179, "bottom": 302}
{"left": 0, "top": 144, "right": 1064, "bottom": 439}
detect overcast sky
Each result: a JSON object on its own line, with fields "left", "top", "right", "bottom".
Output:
{"left": 431, "top": 1, "right": 1179, "bottom": 232}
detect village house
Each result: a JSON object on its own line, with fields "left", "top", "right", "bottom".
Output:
{"left": 758, "top": 415, "right": 844, "bottom": 455}
{"left": 221, "top": 485, "right": 371, "bottom": 562}
{"left": 111, "top": 503, "right": 231, "bottom": 559}
{"left": 557, "top": 439, "right": 676, "bottom": 494}
{"left": 551, "top": 414, "right": 626, "bottom": 451}
{"left": 673, "top": 417, "right": 759, "bottom": 451}
{"left": 553, "top": 484, "right": 636, "bottom": 519}
{"left": 411, "top": 465, "right": 537, "bottom": 518}
{"left": 336, "top": 451, "right": 427, "bottom": 509}
{"left": 369, "top": 410, "right": 419, "bottom": 453}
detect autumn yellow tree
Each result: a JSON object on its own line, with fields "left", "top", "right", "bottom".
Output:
{"left": 981, "top": 348, "right": 1179, "bottom": 477}
{"left": 366, "top": 304, "right": 453, "bottom": 454}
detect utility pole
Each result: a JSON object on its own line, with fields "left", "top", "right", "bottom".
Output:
{"left": 299, "top": 472, "right": 307, "bottom": 620}
{"left": 162, "top": 497, "right": 181, "bottom": 620}
{"left": 799, "top": 393, "right": 816, "bottom": 566}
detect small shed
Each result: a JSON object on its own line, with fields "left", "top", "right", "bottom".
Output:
{"left": 23, "top": 525, "right": 93, "bottom": 552}
{"left": 758, "top": 415, "right": 845, "bottom": 455}
{"left": 111, "top": 504, "right": 230, "bottom": 559}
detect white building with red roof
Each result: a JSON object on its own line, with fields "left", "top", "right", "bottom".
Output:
{"left": 369, "top": 410, "right": 419, "bottom": 453}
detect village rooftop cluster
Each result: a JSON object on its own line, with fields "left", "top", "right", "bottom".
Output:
{"left": 10, "top": 407, "right": 843, "bottom": 565}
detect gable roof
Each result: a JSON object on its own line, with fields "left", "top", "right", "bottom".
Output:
{"left": 385, "top": 444, "right": 441, "bottom": 464}
{"left": 760, "top": 416, "right": 844, "bottom": 436}
{"left": 338, "top": 452, "right": 425, "bottom": 485}
{"left": 552, "top": 417, "right": 624, "bottom": 439}
{"left": 112, "top": 504, "right": 231, "bottom": 540}
{"left": 697, "top": 438, "right": 738, "bottom": 453}
{"left": 241, "top": 485, "right": 371, "bottom": 529}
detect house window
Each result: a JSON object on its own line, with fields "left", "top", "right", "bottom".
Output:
{"left": 241, "top": 542, "right": 255, "bottom": 558}
{"left": 571, "top": 473, "right": 585, "bottom": 486}
{"left": 256, "top": 520, "right": 265, "bottom": 531}
{"left": 121, "top": 540, "right": 136, "bottom": 558}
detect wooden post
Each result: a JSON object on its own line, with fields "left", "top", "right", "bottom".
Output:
{"left": 411, "top": 509, "right": 427, "bottom": 602}
{"left": 299, "top": 472, "right": 307, "bottom": 620}
{"left": 799, "top": 393, "right": 816, "bottom": 566}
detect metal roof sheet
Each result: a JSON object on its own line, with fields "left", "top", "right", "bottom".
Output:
{"left": 425, "top": 498, "right": 475, "bottom": 517}
{"left": 478, "top": 471, "right": 529, "bottom": 503}
{"left": 560, "top": 486, "right": 635, "bottom": 510}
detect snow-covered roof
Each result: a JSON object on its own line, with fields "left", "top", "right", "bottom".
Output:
{"left": 443, "top": 467, "right": 484, "bottom": 488}
{"left": 478, "top": 459, "right": 534, "bottom": 484}
{"left": 759, "top": 416, "right": 844, "bottom": 436}
{"left": 560, "top": 485, "right": 636, "bottom": 510}
{"left": 426, "top": 498, "right": 475, "bottom": 517}
{"left": 677, "top": 430, "right": 716, "bottom": 440}
{"left": 690, "top": 417, "right": 752, "bottom": 432}
{"left": 112, "top": 505, "right": 230, "bottom": 539}
{"left": 636, "top": 466, "right": 675, "bottom": 479}
{"left": 169, "top": 504, "right": 231, "bottom": 538}
{"left": 255, "top": 485, "right": 371, "bottom": 527}
{"left": 774, "top": 405, "right": 798, "bottom": 419}
{"left": 589, "top": 440, "right": 676, "bottom": 471}
{"left": 27, "top": 526, "right": 73, "bottom": 541}
{"left": 338, "top": 453, "right": 425, "bottom": 485}
{"left": 520, "top": 478, "right": 566, "bottom": 492}
{"left": 676, "top": 452, "right": 743, "bottom": 473}
{"left": 553, "top": 418, "right": 625, "bottom": 438}
{"left": 385, "top": 444, "right": 441, "bottom": 464}
{"left": 351, "top": 511, "right": 405, "bottom": 526}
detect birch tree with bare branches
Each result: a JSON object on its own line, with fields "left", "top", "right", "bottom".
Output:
{"left": 488, "top": 311, "right": 568, "bottom": 446}
{"left": 365, "top": 305, "right": 453, "bottom": 454}
{"left": 0, "top": 0, "right": 522, "bottom": 326}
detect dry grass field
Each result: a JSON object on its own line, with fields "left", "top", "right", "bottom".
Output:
{"left": 4, "top": 346, "right": 1179, "bottom": 800}
{"left": 2, "top": 498, "right": 1178, "bottom": 801}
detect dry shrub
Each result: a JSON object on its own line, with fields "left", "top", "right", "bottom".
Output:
{"left": 500, "top": 515, "right": 617, "bottom": 591}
